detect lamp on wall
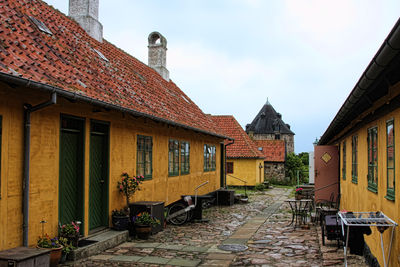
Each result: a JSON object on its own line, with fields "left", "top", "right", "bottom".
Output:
{"left": 313, "top": 138, "right": 319, "bottom": 146}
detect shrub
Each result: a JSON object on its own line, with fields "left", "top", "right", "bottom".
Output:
{"left": 254, "top": 183, "right": 267, "bottom": 191}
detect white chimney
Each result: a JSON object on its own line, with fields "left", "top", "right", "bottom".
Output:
{"left": 148, "top": 32, "right": 169, "bottom": 81}
{"left": 69, "top": 0, "right": 103, "bottom": 43}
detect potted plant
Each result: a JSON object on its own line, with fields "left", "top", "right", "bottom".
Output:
{"left": 58, "top": 237, "right": 76, "bottom": 263}
{"left": 111, "top": 209, "right": 129, "bottom": 231}
{"left": 59, "top": 221, "right": 80, "bottom": 247}
{"left": 132, "top": 212, "right": 161, "bottom": 239}
{"left": 37, "top": 234, "right": 63, "bottom": 267}
{"left": 117, "top": 173, "right": 145, "bottom": 215}
{"left": 295, "top": 187, "right": 303, "bottom": 200}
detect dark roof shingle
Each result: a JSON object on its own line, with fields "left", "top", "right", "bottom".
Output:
{"left": 246, "top": 100, "right": 295, "bottom": 135}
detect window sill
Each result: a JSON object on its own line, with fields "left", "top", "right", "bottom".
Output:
{"left": 367, "top": 186, "right": 378, "bottom": 193}
{"left": 385, "top": 195, "right": 395, "bottom": 202}
{"left": 351, "top": 179, "right": 358, "bottom": 184}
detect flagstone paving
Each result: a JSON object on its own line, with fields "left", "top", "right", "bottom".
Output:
{"left": 62, "top": 187, "right": 367, "bottom": 266}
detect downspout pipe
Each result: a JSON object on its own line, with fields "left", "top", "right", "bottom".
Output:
{"left": 224, "top": 140, "right": 235, "bottom": 189}
{"left": 23, "top": 92, "right": 57, "bottom": 247}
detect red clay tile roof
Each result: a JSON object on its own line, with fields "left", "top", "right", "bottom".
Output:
{"left": 211, "top": 115, "right": 264, "bottom": 159}
{"left": 253, "top": 140, "right": 285, "bottom": 162}
{"left": 0, "top": 0, "right": 227, "bottom": 138}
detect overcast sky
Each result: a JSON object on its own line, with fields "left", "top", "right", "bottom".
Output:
{"left": 44, "top": 0, "right": 400, "bottom": 153}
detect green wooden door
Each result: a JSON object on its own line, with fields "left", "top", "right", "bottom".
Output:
{"left": 89, "top": 122, "right": 109, "bottom": 232}
{"left": 59, "top": 117, "right": 84, "bottom": 232}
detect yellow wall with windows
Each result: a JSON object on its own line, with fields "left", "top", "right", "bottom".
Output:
{"left": 339, "top": 109, "right": 400, "bottom": 267}
{"left": 0, "top": 84, "right": 224, "bottom": 250}
{"left": 226, "top": 158, "right": 264, "bottom": 186}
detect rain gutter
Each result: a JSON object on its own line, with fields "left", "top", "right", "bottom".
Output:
{"left": 0, "top": 72, "right": 232, "bottom": 141}
{"left": 23, "top": 92, "right": 57, "bottom": 247}
{"left": 319, "top": 18, "right": 400, "bottom": 145}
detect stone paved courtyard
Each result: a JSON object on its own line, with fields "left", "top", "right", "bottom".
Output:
{"left": 62, "top": 187, "right": 368, "bottom": 266}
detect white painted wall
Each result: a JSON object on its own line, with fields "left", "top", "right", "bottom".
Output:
{"left": 309, "top": 151, "right": 315, "bottom": 184}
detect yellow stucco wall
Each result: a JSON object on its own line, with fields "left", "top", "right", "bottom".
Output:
{"left": 226, "top": 158, "right": 264, "bottom": 186}
{"left": 0, "top": 84, "right": 223, "bottom": 250}
{"left": 339, "top": 109, "right": 400, "bottom": 267}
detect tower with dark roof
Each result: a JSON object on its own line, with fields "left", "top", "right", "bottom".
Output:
{"left": 246, "top": 99, "right": 295, "bottom": 154}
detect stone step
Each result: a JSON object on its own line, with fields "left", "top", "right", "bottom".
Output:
{"left": 68, "top": 229, "right": 129, "bottom": 261}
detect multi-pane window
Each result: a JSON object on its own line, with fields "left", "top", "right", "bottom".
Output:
{"left": 342, "top": 141, "right": 346, "bottom": 180}
{"left": 210, "top": 145, "right": 216, "bottom": 171}
{"left": 387, "top": 119, "right": 395, "bottom": 200}
{"left": 226, "top": 162, "right": 234, "bottom": 174}
{"left": 204, "top": 145, "right": 210, "bottom": 172}
{"left": 181, "top": 141, "right": 190, "bottom": 175}
{"left": 137, "top": 135, "right": 152, "bottom": 180}
{"left": 367, "top": 126, "right": 378, "bottom": 192}
{"left": 352, "top": 135, "right": 358, "bottom": 183}
{"left": 168, "top": 139, "right": 179, "bottom": 176}
{"left": 204, "top": 144, "right": 216, "bottom": 172}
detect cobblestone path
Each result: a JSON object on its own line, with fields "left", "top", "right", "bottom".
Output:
{"left": 63, "top": 187, "right": 367, "bottom": 266}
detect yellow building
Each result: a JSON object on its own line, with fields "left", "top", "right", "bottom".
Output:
{"left": 211, "top": 116, "right": 265, "bottom": 187}
{"left": 318, "top": 18, "right": 400, "bottom": 266}
{"left": 0, "top": 0, "right": 230, "bottom": 250}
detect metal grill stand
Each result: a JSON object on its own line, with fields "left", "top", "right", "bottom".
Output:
{"left": 338, "top": 211, "right": 398, "bottom": 267}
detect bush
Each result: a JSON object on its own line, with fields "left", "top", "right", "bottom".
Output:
{"left": 269, "top": 177, "right": 293, "bottom": 186}
{"left": 254, "top": 183, "right": 267, "bottom": 191}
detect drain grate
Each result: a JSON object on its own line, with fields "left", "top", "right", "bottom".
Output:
{"left": 219, "top": 244, "right": 248, "bottom": 251}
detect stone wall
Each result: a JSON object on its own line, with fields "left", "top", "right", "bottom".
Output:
{"left": 264, "top": 162, "right": 285, "bottom": 181}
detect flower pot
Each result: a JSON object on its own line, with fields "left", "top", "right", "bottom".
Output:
{"left": 60, "top": 252, "right": 68, "bottom": 263}
{"left": 112, "top": 215, "right": 129, "bottom": 231}
{"left": 37, "top": 246, "right": 63, "bottom": 267}
{"left": 60, "top": 233, "right": 79, "bottom": 248}
{"left": 135, "top": 225, "right": 151, "bottom": 240}
{"left": 295, "top": 194, "right": 302, "bottom": 200}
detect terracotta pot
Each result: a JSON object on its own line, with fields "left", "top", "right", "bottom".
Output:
{"left": 295, "top": 194, "right": 302, "bottom": 200}
{"left": 37, "top": 245, "right": 63, "bottom": 267}
{"left": 135, "top": 225, "right": 151, "bottom": 240}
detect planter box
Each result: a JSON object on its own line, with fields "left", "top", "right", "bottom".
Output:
{"left": 0, "top": 247, "right": 50, "bottom": 267}
{"left": 130, "top": 201, "right": 164, "bottom": 234}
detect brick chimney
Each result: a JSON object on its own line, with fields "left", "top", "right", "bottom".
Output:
{"left": 148, "top": 32, "right": 169, "bottom": 81}
{"left": 69, "top": 0, "right": 103, "bottom": 43}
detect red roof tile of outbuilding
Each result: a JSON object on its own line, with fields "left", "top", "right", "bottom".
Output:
{"left": 211, "top": 115, "right": 264, "bottom": 159}
{"left": 253, "top": 140, "right": 285, "bottom": 162}
{"left": 0, "top": 0, "right": 227, "bottom": 138}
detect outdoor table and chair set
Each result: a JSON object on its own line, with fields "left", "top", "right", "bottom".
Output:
{"left": 286, "top": 191, "right": 398, "bottom": 267}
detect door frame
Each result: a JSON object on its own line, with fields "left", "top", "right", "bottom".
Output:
{"left": 59, "top": 115, "right": 86, "bottom": 234}
{"left": 89, "top": 119, "right": 110, "bottom": 232}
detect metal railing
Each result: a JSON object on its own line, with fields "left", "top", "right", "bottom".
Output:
{"left": 226, "top": 174, "right": 248, "bottom": 196}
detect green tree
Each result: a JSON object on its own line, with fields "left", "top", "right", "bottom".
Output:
{"left": 285, "top": 152, "right": 309, "bottom": 185}
{"left": 298, "top": 152, "right": 309, "bottom": 166}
